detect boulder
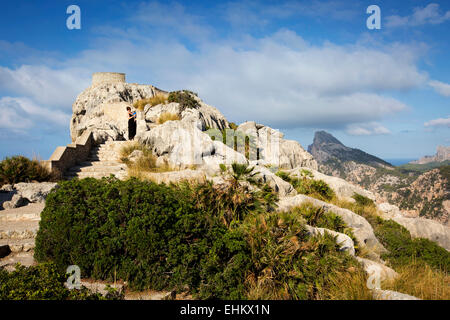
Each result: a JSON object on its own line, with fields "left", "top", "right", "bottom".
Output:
{"left": 356, "top": 257, "right": 398, "bottom": 282}
{"left": 236, "top": 121, "right": 318, "bottom": 170}
{"left": 305, "top": 225, "right": 355, "bottom": 256}
{"left": 0, "top": 184, "right": 13, "bottom": 192}
{"left": 128, "top": 150, "right": 144, "bottom": 163}
{"left": 137, "top": 119, "right": 246, "bottom": 169}
{"left": 277, "top": 194, "right": 386, "bottom": 254}
{"left": 14, "top": 182, "right": 58, "bottom": 203}
{"left": 286, "top": 167, "right": 376, "bottom": 202}
{"left": 2, "top": 194, "right": 29, "bottom": 210}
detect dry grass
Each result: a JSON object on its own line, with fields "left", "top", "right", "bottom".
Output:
{"left": 119, "top": 142, "right": 167, "bottom": 175}
{"left": 133, "top": 94, "right": 168, "bottom": 111}
{"left": 382, "top": 260, "right": 450, "bottom": 300}
{"left": 317, "top": 268, "right": 374, "bottom": 300}
{"left": 157, "top": 112, "right": 180, "bottom": 124}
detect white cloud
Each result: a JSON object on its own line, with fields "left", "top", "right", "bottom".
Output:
{"left": 0, "top": 65, "right": 90, "bottom": 107}
{"left": 0, "top": 97, "right": 70, "bottom": 132}
{"left": 386, "top": 3, "right": 450, "bottom": 27}
{"left": 0, "top": 3, "right": 428, "bottom": 134}
{"left": 345, "top": 122, "right": 391, "bottom": 136}
{"left": 424, "top": 117, "right": 450, "bottom": 128}
{"left": 429, "top": 80, "right": 450, "bottom": 97}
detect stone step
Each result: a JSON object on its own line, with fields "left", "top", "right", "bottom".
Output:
{"left": 68, "top": 165, "right": 127, "bottom": 173}
{"left": 0, "top": 220, "right": 39, "bottom": 240}
{"left": 78, "top": 161, "right": 124, "bottom": 166}
{"left": 0, "top": 203, "right": 44, "bottom": 223}
{"left": 87, "top": 156, "right": 121, "bottom": 161}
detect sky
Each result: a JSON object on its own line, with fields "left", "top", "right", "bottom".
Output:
{"left": 0, "top": 0, "right": 449, "bottom": 161}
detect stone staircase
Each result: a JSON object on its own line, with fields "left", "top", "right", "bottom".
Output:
{"left": 64, "top": 141, "right": 129, "bottom": 180}
{"left": 0, "top": 203, "right": 44, "bottom": 270}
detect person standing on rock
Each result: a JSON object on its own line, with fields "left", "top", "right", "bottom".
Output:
{"left": 127, "top": 106, "right": 137, "bottom": 140}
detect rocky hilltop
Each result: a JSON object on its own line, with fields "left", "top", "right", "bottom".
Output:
{"left": 411, "top": 146, "right": 450, "bottom": 165}
{"left": 308, "top": 130, "right": 450, "bottom": 226}
{"left": 308, "top": 131, "right": 392, "bottom": 173}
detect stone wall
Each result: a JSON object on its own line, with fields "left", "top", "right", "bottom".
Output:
{"left": 42, "top": 130, "right": 94, "bottom": 177}
{"left": 92, "top": 72, "right": 126, "bottom": 86}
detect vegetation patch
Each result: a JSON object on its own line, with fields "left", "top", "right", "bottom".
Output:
{"left": 168, "top": 90, "right": 199, "bottom": 111}
{"left": 276, "top": 169, "right": 335, "bottom": 201}
{"left": 0, "top": 155, "right": 55, "bottom": 186}
{"left": 133, "top": 94, "right": 168, "bottom": 111}
{"left": 158, "top": 112, "right": 181, "bottom": 124}
{"left": 0, "top": 263, "right": 122, "bottom": 300}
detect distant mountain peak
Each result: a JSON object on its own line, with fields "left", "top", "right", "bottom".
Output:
{"left": 308, "top": 130, "right": 392, "bottom": 169}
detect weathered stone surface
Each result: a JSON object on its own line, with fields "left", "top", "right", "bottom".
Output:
{"left": 372, "top": 289, "right": 420, "bottom": 300}
{"left": 253, "top": 165, "right": 297, "bottom": 197}
{"left": 236, "top": 121, "right": 317, "bottom": 170}
{"left": 137, "top": 120, "right": 247, "bottom": 169}
{"left": 305, "top": 225, "right": 355, "bottom": 255}
{"left": 0, "top": 184, "right": 13, "bottom": 192}
{"left": 277, "top": 194, "right": 386, "bottom": 253}
{"left": 356, "top": 257, "right": 398, "bottom": 282}
{"left": 286, "top": 167, "right": 376, "bottom": 202}
{"left": 14, "top": 182, "right": 58, "bottom": 203}
{"left": 2, "top": 194, "right": 28, "bottom": 210}
{"left": 378, "top": 202, "right": 450, "bottom": 251}
{"left": 71, "top": 82, "right": 166, "bottom": 143}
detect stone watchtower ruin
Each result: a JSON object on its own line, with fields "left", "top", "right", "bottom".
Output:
{"left": 92, "top": 72, "right": 126, "bottom": 86}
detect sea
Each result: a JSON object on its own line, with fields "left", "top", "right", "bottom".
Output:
{"left": 383, "top": 158, "right": 417, "bottom": 167}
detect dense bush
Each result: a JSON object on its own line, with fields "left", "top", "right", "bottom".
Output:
{"left": 0, "top": 263, "right": 122, "bottom": 300}
{"left": 289, "top": 202, "right": 357, "bottom": 246}
{"left": 168, "top": 90, "right": 199, "bottom": 110}
{"left": 0, "top": 155, "right": 53, "bottom": 186}
{"left": 276, "top": 170, "right": 335, "bottom": 201}
{"left": 242, "top": 211, "right": 368, "bottom": 299}
{"left": 35, "top": 177, "right": 252, "bottom": 299}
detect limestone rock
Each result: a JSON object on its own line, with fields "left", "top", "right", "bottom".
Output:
{"left": 372, "top": 289, "right": 420, "bottom": 300}
{"left": 137, "top": 120, "right": 246, "bottom": 169}
{"left": 356, "top": 257, "right": 398, "bottom": 282}
{"left": 2, "top": 194, "right": 29, "bottom": 210}
{"left": 0, "top": 184, "right": 13, "bottom": 192}
{"left": 277, "top": 194, "right": 386, "bottom": 253}
{"left": 285, "top": 167, "right": 376, "bottom": 202}
{"left": 71, "top": 82, "right": 166, "bottom": 143}
{"left": 128, "top": 150, "right": 144, "bottom": 163}
{"left": 378, "top": 202, "right": 450, "bottom": 251}
{"left": 393, "top": 216, "right": 450, "bottom": 251}
{"left": 14, "top": 182, "right": 58, "bottom": 203}
{"left": 236, "top": 121, "right": 318, "bottom": 170}
{"left": 138, "top": 169, "right": 206, "bottom": 184}
{"left": 253, "top": 165, "right": 297, "bottom": 197}
{"left": 305, "top": 225, "right": 355, "bottom": 255}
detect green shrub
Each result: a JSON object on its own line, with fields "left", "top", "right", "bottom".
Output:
{"left": 0, "top": 156, "right": 53, "bottom": 186}
{"left": 372, "top": 217, "right": 450, "bottom": 272}
{"left": 0, "top": 263, "right": 122, "bottom": 300}
{"left": 289, "top": 202, "right": 357, "bottom": 247}
{"left": 352, "top": 193, "right": 375, "bottom": 207}
{"left": 242, "top": 211, "right": 366, "bottom": 299}
{"left": 167, "top": 90, "right": 199, "bottom": 110}
{"left": 276, "top": 171, "right": 334, "bottom": 201}
{"left": 35, "top": 177, "right": 251, "bottom": 299}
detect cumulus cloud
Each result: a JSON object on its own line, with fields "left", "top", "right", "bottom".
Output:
{"left": 0, "top": 97, "right": 70, "bottom": 133}
{"left": 386, "top": 3, "right": 450, "bottom": 27}
{"left": 345, "top": 122, "right": 391, "bottom": 136}
{"left": 0, "top": 65, "right": 90, "bottom": 107}
{"left": 0, "top": 2, "right": 428, "bottom": 135}
{"left": 429, "top": 80, "right": 450, "bottom": 97}
{"left": 424, "top": 117, "right": 450, "bottom": 128}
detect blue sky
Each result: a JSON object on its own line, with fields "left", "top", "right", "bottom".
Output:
{"left": 0, "top": 0, "right": 449, "bottom": 161}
